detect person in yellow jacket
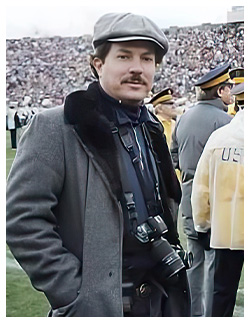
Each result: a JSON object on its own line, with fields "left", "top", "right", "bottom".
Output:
{"left": 149, "top": 88, "right": 182, "bottom": 180}
{"left": 191, "top": 83, "right": 244, "bottom": 316}
{"left": 149, "top": 87, "right": 177, "bottom": 147}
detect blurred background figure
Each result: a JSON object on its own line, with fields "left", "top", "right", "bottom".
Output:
{"left": 232, "top": 82, "right": 244, "bottom": 111}
{"left": 7, "top": 102, "right": 18, "bottom": 149}
{"left": 149, "top": 88, "right": 177, "bottom": 147}
{"left": 228, "top": 67, "right": 244, "bottom": 116}
{"left": 191, "top": 81, "right": 244, "bottom": 316}
{"left": 15, "top": 108, "right": 29, "bottom": 145}
{"left": 171, "top": 62, "right": 234, "bottom": 317}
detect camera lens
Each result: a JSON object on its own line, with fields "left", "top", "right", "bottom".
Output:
{"left": 151, "top": 237, "right": 185, "bottom": 280}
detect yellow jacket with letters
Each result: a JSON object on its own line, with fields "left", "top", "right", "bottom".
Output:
{"left": 191, "top": 110, "right": 244, "bottom": 250}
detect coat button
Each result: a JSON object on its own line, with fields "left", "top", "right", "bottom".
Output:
{"left": 139, "top": 283, "right": 151, "bottom": 298}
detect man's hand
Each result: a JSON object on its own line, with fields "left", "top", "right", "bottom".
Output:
{"left": 197, "top": 230, "right": 211, "bottom": 251}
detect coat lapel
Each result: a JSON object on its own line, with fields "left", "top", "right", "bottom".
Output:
{"left": 64, "top": 83, "right": 122, "bottom": 200}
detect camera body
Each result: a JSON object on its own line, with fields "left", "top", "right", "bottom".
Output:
{"left": 134, "top": 215, "right": 191, "bottom": 282}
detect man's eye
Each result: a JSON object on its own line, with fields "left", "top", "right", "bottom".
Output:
{"left": 143, "top": 57, "right": 153, "bottom": 62}
{"left": 118, "top": 55, "right": 129, "bottom": 60}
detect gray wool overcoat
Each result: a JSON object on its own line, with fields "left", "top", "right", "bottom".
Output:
{"left": 6, "top": 82, "right": 181, "bottom": 317}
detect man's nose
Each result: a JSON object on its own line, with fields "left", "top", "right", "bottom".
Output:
{"left": 128, "top": 58, "right": 143, "bottom": 74}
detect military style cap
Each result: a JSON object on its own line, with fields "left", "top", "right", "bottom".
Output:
{"left": 92, "top": 12, "right": 168, "bottom": 57}
{"left": 231, "top": 82, "right": 244, "bottom": 101}
{"left": 149, "top": 88, "right": 173, "bottom": 107}
{"left": 229, "top": 67, "right": 244, "bottom": 84}
{"left": 195, "top": 62, "right": 234, "bottom": 89}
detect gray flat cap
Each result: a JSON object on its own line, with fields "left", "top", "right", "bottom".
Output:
{"left": 92, "top": 12, "right": 168, "bottom": 56}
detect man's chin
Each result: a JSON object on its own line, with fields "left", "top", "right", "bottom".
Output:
{"left": 123, "top": 93, "right": 146, "bottom": 104}
{"left": 124, "top": 87, "right": 148, "bottom": 99}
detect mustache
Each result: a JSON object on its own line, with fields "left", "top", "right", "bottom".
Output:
{"left": 121, "top": 75, "right": 147, "bottom": 85}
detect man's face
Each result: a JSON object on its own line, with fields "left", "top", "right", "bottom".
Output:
{"left": 218, "top": 84, "right": 234, "bottom": 106}
{"left": 155, "top": 102, "right": 177, "bottom": 120}
{"left": 93, "top": 41, "right": 156, "bottom": 106}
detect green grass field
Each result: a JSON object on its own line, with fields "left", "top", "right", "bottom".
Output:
{"left": 6, "top": 131, "right": 244, "bottom": 317}
{"left": 6, "top": 131, "right": 50, "bottom": 317}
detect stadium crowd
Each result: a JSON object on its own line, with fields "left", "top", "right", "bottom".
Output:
{"left": 6, "top": 22, "right": 244, "bottom": 110}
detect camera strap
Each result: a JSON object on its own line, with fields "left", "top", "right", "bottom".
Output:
{"left": 118, "top": 124, "right": 163, "bottom": 216}
{"left": 112, "top": 123, "right": 163, "bottom": 237}
{"left": 111, "top": 126, "right": 140, "bottom": 233}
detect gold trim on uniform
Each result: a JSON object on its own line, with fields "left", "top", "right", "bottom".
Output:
{"left": 200, "top": 72, "right": 233, "bottom": 89}
{"left": 152, "top": 94, "right": 173, "bottom": 107}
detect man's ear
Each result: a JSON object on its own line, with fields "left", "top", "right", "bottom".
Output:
{"left": 92, "top": 58, "right": 103, "bottom": 78}
{"left": 217, "top": 86, "right": 223, "bottom": 98}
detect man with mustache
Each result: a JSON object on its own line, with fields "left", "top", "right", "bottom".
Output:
{"left": 6, "top": 13, "right": 190, "bottom": 317}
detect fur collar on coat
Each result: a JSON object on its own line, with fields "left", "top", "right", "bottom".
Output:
{"left": 64, "top": 82, "right": 181, "bottom": 221}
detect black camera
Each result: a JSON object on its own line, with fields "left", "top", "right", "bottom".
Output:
{"left": 134, "top": 215, "right": 188, "bottom": 281}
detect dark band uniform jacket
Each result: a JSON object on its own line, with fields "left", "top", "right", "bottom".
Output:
{"left": 171, "top": 62, "right": 233, "bottom": 239}
{"left": 6, "top": 82, "right": 181, "bottom": 317}
{"left": 171, "top": 99, "right": 232, "bottom": 238}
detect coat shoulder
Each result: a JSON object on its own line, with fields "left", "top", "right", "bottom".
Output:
{"left": 38, "top": 106, "right": 64, "bottom": 121}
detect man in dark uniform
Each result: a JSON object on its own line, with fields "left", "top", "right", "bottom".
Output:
{"left": 7, "top": 13, "right": 190, "bottom": 317}
{"left": 228, "top": 67, "right": 244, "bottom": 115}
{"left": 229, "top": 67, "right": 244, "bottom": 85}
{"left": 171, "top": 62, "right": 234, "bottom": 316}
{"left": 231, "top": 82, "right": 244, "bottom": 111}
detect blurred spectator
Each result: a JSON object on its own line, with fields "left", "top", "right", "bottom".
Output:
{"left": 228, "top": 67, "right": 244, "bottom": 115}
{"left": 191, "top": 88, "right": 244, "bottom": 315}
{"left": 149, "top": 88, "right": 177, "bottom": 147}
{"left": 7, "top": 103, "right": 18, "bottom": 149}
{"left": 170, "top": 62, "right": 234, "bottom": 317}
{"left": 15, "top": 107, "right": 29, "bottom": 145}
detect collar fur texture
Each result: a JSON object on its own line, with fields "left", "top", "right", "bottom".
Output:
{"left": 64, "top": 82, "right": 181, "bottom": 205}
{"left": 64, "top": 82, "right": 122, "bottom": 198}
